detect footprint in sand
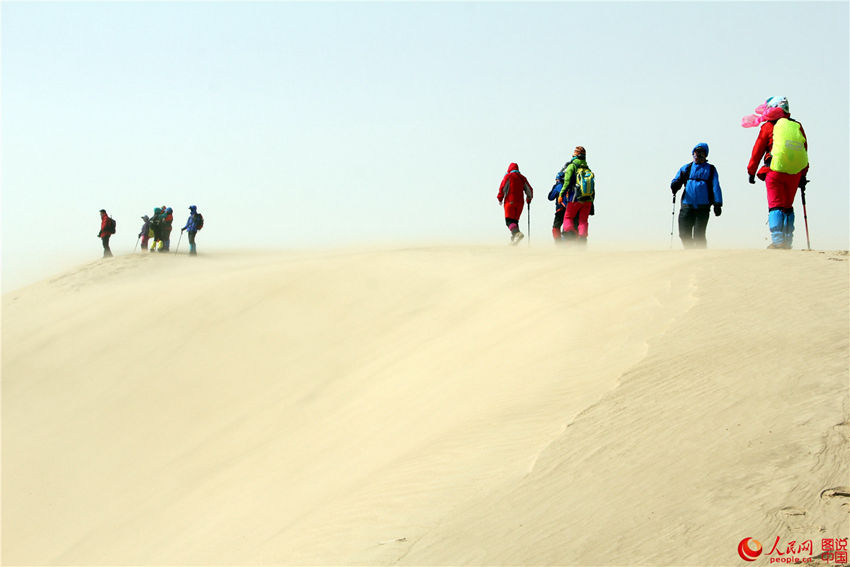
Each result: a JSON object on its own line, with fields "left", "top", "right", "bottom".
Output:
{"left": 819, "top": 487, "right": 850, "bottom": 504}
{"left": 775, "top": 506, "right": 809, "bottom": 533}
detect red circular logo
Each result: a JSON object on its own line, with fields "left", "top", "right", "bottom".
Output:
{"left": 738, "top": 538, "right": 763, "bottom": 561}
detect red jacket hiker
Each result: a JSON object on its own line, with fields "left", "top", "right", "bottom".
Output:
{"left": 744, "top": 96, "right": 809, "bottom": 249}
{"left": 98, "top": 210, "right": 111, "bottom": 238}
{"left": 98, "top": 209, "right": 113, "bottom": 257}
{"left": 497, "top": 163, "right": 533, "bottom": 244}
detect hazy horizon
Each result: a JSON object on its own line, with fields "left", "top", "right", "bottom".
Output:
{"left": 3, "top": 1, "right": 848, "bottom": 291}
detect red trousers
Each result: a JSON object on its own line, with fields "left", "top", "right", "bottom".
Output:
{"left": 562, "top": 201, "right": 593, "bottom": 237}
{"left": 765, "top": 170, "right": 802, "bottom": 209}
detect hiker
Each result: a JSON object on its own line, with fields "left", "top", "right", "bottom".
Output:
{"left": 98, "top": 209, "right": 114, "bottom": 258}
{"left": 181, "top": 205, "right": 203, "bottom": 255}
{"left": 743, "top": 96, "right": 809, "bottom": 249}
{"left": 150, "top": 207, "right": 163, "bottom": 252}
{"left": 497, "top": 162, "right": 533, "bottom": 245}
{"left": 138, "top": 215, "right": 151, "bottom": 252}
{"left": 547, "top": 170, "right": 578, "bottom": 243}
{"left": 670, "top": 142, "right": 723, "bottom": 248}
{"left": 548, "top": 171, "right": 567, "bottom": 242}
{"left": 557, "top": 146, "right": 595, "bottom": 244}
{"left": 161, "top": 207, "right": 174, "bottom": 252}
{"left": 146, "top": 217, "right": 155, "bottom": 250}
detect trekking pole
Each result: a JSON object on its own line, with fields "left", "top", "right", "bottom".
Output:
{"left": 527, "top": 202, "right": 531, "bottom": 247}
{"left": 176, "top": 230, "right": 184, "bottom": 253}
{"left": 801, "top": 186, "right": 811, "bottom": 250}
{"left": 134, "top": 235, "right": 140, "bottom": 252}
{"left": 670, "top": 194, "right": 677, "bottom": 249}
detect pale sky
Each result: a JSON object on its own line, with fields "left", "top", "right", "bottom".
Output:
{"left": 2, "top": 1, "right": 848, "bottom": 291}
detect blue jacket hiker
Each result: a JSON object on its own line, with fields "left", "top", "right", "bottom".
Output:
{"left": 671, "top": 143, "right": 723, "bottom": 248}
{"left": 181, "top": 205, "right": 204, "bottom": 255}
{"left": 547, "top": 171, "right": 567, "bottom": 242}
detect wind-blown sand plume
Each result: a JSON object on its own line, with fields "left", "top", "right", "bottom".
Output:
{"left": 2, "top": 247, "right": 848, "bottom": 565}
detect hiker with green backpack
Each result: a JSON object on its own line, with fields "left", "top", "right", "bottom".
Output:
{"left": 742, "top": 96, "right": 808, "bottom": 249}
{"left": 557, "top": 146, "right": 596, "bottom": 244}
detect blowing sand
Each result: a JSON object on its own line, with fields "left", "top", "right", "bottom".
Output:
{"left": 2, "top": 246, "right": 848, "bottom": 566}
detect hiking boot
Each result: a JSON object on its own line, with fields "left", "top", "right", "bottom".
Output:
{"left": 551, "top": 228, "right": 562, "bottom": 243}
{"left": 767, "top": 243, "right": 786, "bottom": 249}
{"left": 511, "top": 232, "right": 525, "bottom": 245}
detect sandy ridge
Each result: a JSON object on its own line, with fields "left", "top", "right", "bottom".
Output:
{"left": 2, "top": 247, "right": 848, "bottom": 565}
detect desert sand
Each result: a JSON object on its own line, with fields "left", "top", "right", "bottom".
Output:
{"left": 2, "top": 245, "right": 848, "bottom": 566}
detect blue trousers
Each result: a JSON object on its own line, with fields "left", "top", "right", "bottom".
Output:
{"left": 768, "top": 208, "right": 795, "bottom": 248}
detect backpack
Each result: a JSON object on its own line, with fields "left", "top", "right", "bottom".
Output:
{"left": 107, "top": 217, "right": 117, "bottom": 234}
{"left": 195, "top": 213, "right": 204, "bottom": 230}
{"left": 547, "top": 181, "right": 564, "bottom": 201}
{"left": 573, "top": 166, "right": 595, "bottom": 201}
{"left": 770, "top": 118, "right": 808, "bottom": 174}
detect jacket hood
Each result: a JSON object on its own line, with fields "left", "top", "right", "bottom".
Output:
{"left": 142, "top": 215, "right": 150, "bottom": 221}
{"left": 692, "top": 142, "right": 709, "bottom": 157}
{"left": 507, "top": 163, "right": 519, "bottom": 174}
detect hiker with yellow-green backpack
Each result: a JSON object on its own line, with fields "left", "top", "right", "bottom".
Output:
{"left": 557, "top": 146, "right": 595, "bottom": 245}
{"left": 743, "top": 96, "right": 809, "bottom": 249}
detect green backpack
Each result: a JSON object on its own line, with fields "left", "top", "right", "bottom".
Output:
{"left": 770, "top": 118, "right": 808, "bottom": 174}
{"left": 574, "top": 165, "right": 595, "bottom": 201}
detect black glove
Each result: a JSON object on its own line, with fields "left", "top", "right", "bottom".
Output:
{"left": 181, "top": 227, "right": 186, "bottom": 232}
{"left": 671, "top": 180, "right": 682, "bottom": 194}
{"left": 798, "top": 175, "right": 808, "bottom": 189}
{"left": 713, "top": 204, "right": 722, "bottom": 217}
{"left": 748, "top": 174, "right": 756, "bottom": 184}
{"left": 590, "top": 204, "right": 595, "bottom": 216}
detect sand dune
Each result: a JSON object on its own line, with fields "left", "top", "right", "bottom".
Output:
{"left": 3, "top": 246, "right": 848, "bottom": 565}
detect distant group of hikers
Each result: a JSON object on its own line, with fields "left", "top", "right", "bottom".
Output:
{"left": 97, "top": 205, "right": 204, "bottom": 258}
{"left": 497, "top": 96, "right": 810, "bottom": 250}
